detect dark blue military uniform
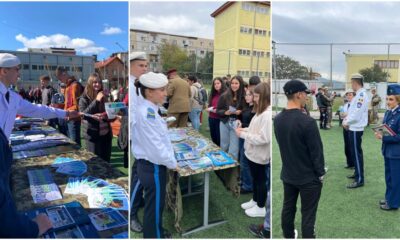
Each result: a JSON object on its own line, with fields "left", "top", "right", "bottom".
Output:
{"left": 382, "top": 105, "right": 400, "bottom": 208}
{"left": 0, "top": 128, "right": 39, "bottom": 237}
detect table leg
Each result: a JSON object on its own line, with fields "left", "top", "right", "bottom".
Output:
{"left": 182, "top": 172, "right": 227, "bottom": 236}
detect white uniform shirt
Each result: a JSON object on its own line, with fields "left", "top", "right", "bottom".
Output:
{"left": 343, "top": 88, "right": 369, "bottom": 132}
{"left": 129, "top": 75, "right": 144, "bottom": 154}
{"left": 131, "top": 98, "right": 177, "bottom": 169}
{"left": 0, "top": 81, "right": 66, "bottom": 139}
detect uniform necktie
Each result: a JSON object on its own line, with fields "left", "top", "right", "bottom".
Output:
{"left": 347, "top": 103, "right": 350, "bottom": 108}
{"left": 5, "top": 91, "right": 9, "bottom": 103}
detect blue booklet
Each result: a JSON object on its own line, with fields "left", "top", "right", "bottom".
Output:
{"left": 205, "top": 151, "right": 236, "bottom": 166}
{"left": 112, "top": 231, "right": 128, "bottom": 238}
{"left": 22, "top": 201, "right": 99, "bottom": 238}
{"left": 27, "top": 168, "right": 62, "bottom": 203}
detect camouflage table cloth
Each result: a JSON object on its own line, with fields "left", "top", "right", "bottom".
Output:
{"left": 11, "top": 148, "right": 129, "bottom": 238}
{"left": 166, "top": 127, "right": 240, "bottom": 233}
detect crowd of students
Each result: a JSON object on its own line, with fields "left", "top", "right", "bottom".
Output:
{"left": 130, "top": 51, "right": 271, "bottom": 238}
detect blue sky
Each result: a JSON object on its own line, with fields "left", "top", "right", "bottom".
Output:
{"left": 0, "top": 2, "right": 128, "bottom": 60}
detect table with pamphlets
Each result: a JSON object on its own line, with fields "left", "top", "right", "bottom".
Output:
{"left": 10, "top": 118, "right": 129, "bottom": 238}
{"left": 165, "top": 127, "right": 239, "bottom": 236}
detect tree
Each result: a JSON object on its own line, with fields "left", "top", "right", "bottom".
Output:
{"left": 197, "top": 52, "right": 213, "bottom": 83}
{"left": 158, "top": 43, "right": 190, "bottom": 73}
{"left": 359, "top": 64, "right": 390, "bottom": 83}
{"left": 273, "top": 54, "right": 310, "bottom": 80}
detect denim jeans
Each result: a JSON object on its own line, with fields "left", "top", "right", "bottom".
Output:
{"left": 189, "top": 108, "right": 202, "bottom": 131}
{"left": 219, "top": 121, "right": 239, "bottom": 160}
{"left": 264, "top": 191, "right": 270, "bottom": 231}
{"left": 67, "top": 120, "right": 81, "bottom": 146}
{"left": 239, "top": 138, "right": 253, "bottom": 191}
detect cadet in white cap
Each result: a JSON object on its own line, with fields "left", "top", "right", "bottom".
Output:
{"left": 343, "top": 73, "right": 369, "bottom": 188}
{"left": 341, "top": 88, "right": 356, "bottom": 169}
{"left": 129, "top": 51, "right": 148, "bottom": 233}
{"left": 0, "top": 53, "right": 81, "bottom": 139}
{"left": 0, "top": 53, "right": 80, "bottom": 238}
{"left": 132, "top": 72, "right": 177, "bottom": 238}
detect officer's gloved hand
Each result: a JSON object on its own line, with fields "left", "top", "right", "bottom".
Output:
{"left": 33, "top": 213, "right": 53, "bottom": 237}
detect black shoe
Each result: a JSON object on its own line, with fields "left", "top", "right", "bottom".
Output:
{"left": 163, "top": 229, "right": 172, "bottom": 238}
{"left": 347, "top": 174, "right": 355, "bottom": 179}
{"left": 347, "top": 182, "right": 364, "bottom": 189}
{"left": 130, "top": 215, "right": 143, "bottom": 233}
{"left": 379, "top": 199, "right": 387, "bottom": 205}
{"left": 344, "top": 166, "right": 355, "bottom": 169}
{"left": 248, "top": 224, "right": 270, "bottom": 238}
{"left": 240, "top": 188, "right": 253, "bottom": 194}
{"left": 380, "top": 203, "right": 398, "bottom": 211}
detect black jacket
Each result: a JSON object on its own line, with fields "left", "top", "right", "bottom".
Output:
{"left": 216, "top": 92, "right": 247, "bottom": 123}
{"left": 79, "top": 94, "right": 111, "bottom": 141}
{"left": 274, "top": 109, "right": 325, "bottom": 185}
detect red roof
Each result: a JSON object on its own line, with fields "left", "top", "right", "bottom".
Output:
{"left": 211, "top": 1, "right": 270, "bottom": 18}
{"left": 95, "top": 56, "right": 124, "bottom": 69}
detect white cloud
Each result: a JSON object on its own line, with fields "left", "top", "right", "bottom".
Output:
{"left": 101, "top": 26, "right": 123, "bottom": 35}
{"left": 15, "top": 33, "right": 106, "bottom": 55}
{"left": 131, "top": 14, "right": 214, "bottom": 39}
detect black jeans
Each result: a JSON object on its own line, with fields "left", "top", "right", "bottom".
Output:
{"left": 208, "top": 117, "right": 220, "bottom": 147}
{"left": 248, "top": 160, "right": 267, "bottom": 208}
{"left": 281, "top": 180, "right": 322, "bottom": 238}
{"left": 85, "top": 133, "right": 112, "bottom": 162}
{"left": 343, "top": 128, "right": 354, "bottom": 167}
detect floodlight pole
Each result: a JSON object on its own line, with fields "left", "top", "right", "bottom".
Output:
{"left": 330, "top": 43, "right": 333, "bottom": 88}
{"left": 387, "top": 44, "right": 390, "bottom": 83}
{"left": 272, "top": 41, "right": 278, "bottom": 115}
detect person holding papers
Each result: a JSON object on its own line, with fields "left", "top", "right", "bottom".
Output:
{"left": 375, "top": 84, "right": 400, "bottom": 211}
{"left": 132, "top": 72, "right": 177, "bottom": 238}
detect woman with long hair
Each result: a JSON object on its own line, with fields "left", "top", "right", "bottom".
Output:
{"left": 206, "top": 77, "right": 226, "bottom": 146}
{"left": 79, "top": 73, "right": 112, "bottom": 162}
{"left": 236, "top": 82, "right": 271, "bottom": 218}
{"left": 216, "top": 75, "right": 247, "bottom": 160}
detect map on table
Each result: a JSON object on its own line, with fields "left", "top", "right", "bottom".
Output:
{"left": 22, "top": 201, "right": 99, "bottom": 238}
{"left": 27, "top": 168, "right": 62, "bottom": 203}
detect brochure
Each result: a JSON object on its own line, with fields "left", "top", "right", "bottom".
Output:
{"left": 205, "top": 150, "right": 236, "bottom": 167}
{"left": 89, "top": 208, "right": 128, "bottom": 231}
{"left": 27, "top": 168, "right": 62, "bottom": 203}
{"left": 371, "top": 124, "right": 396, "bottom": 136}
{"left": 187, "top": 156, "right": 213, "bottom": 170}
{"left": 105, "top": 102, "right": 127, "bottom": 119}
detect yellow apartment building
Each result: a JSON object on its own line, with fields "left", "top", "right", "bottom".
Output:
{"left": 345, "top": 54, "right": 400, "bottom": 87}
{"left": 211, "top": 1, "right": 271, "bottom": 81}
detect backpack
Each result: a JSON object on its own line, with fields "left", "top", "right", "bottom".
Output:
{"left": 194, "top": 85, "right": 208, "bottom": 105}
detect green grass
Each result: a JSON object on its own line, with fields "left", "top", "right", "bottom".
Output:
{"left": 131, "top": 110, "right": 263, "bottom": 238}
{"left": 272, "top": 122, "right": 400, "bottom": 238}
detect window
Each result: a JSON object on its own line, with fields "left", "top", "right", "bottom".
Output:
{"left": 23, "top": 64, "right": 29, "bottom": 70}
{"left": 248, "top": 28, "right": 252, "bottom": 34}
{"left": 263, "top": 30, "right": 267, "bottom": 36}
{"left": 261, "top": 52, "right": 265, "bottom": 57}
{"left": 255, "top": 29, "right": 259, "bottom": 35}
{"left": 132, "top": 44, "right": 135, "bottom": 50}
{"left": 375, "top": 60, "right": 399, "bottom": 69}
{"left": 32, "top": 65, "right": 37, "bottom": 70}
{"left": 267, "top": 52, "right": 270, "bottom": 58}
{"left": 239, "top": 49, "right": 243, "bottom": 55}
{"left": 247, "top": 50, "right": 250, "bottom": 56}
{"left": 141, "top": 36, "right": 146, "bottom": 41}
{"left": 66, "top": 66, "right": 70, "bottom": 71}
{"left": 38, "top": 65, "right": 44, "bottom": 70}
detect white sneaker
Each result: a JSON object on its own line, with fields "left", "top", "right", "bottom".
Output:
{"left": 241, "top": 199, "right": 257, "bottom": 210}
{"left": 245, "top": 205, "right": 266, "bottom": 217}
{"left": 294, "top": 229, "right": 298, "bottom": 239}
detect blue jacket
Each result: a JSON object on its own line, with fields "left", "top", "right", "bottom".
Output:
{"left": 382, "top": 107, "right": 400, "bottom": 159}
{"left": 0, "top": 128, "right": 39, "bottom": 238}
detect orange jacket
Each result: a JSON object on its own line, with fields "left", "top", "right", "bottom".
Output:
{"left": 64, "top": 77, "right": 83, "bottom": 111}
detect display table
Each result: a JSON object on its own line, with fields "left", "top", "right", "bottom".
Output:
{"left": 165, "top": 128, "right": 240, "bottom": 235}
{"left": 11, "top": 147, "right": 128, "bottom": 238}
